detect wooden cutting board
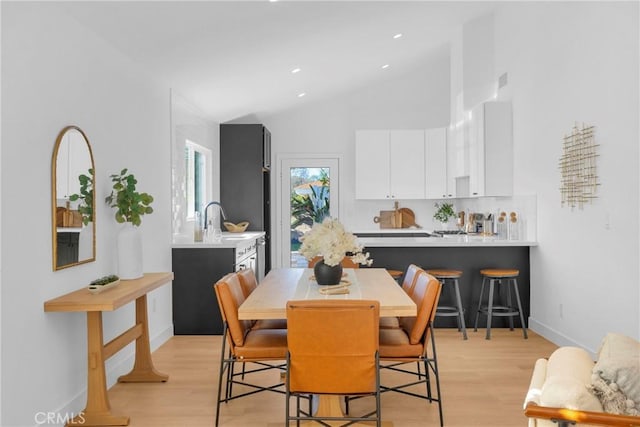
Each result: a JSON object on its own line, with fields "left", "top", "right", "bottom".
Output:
{"left": 399, "top": 208, "right": 421, "bottom": 228}
{"left": 373, "top": 210, "right": 398, "bottom": 228}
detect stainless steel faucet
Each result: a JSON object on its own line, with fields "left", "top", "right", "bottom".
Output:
{"left": 203, "top": 201, "right": 227, "bottom": 230}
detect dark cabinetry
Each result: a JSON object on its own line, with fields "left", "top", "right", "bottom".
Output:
{"left": 56, "top": 232, "right": 79, "bottom": 266}
{"left": 172, "top": 247, "right": 235, "bottom": 335}
{"left": 220, "top": 124, "right": 271, "bottom": 272}
{"left": 365, "top": 246, "right": 530, "bottom": 329}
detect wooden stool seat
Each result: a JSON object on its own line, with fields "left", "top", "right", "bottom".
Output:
{"left": 426, "top": 269, "right": 462, "bottom": 279}
{"left": 480, "top": 269, "right": 519, "bottom": 278}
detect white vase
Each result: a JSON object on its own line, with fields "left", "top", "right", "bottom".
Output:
{"left": 117, "top": 223, "right": 143, "bottom": 280}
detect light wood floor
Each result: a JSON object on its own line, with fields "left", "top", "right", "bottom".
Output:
{"left": 108, "top": 328, "right": 557, "bottom": 426}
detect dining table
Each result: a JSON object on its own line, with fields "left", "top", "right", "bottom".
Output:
{"left": 238, "top": 267, "right": 415, "bottom": 426}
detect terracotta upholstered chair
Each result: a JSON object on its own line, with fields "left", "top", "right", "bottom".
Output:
{"left": 213, "top": 273, "right": 288, "bottom": 427}
{"left": 379, "top": 264, "right": 425, "bottom": 329}
{"left": 236, "top": 268, "right": 258, "bottom": 298}
{"left": 285, "top": 300, "right": 381, "bottom": 426}
{"left": 378, "top": 272, "right": 444, "bottom": 426}
{"left": 308, "top": 255, "right": 360, "bottom": 269}
{"left": 236, "top": 268, "right": 287, "bottom": 330}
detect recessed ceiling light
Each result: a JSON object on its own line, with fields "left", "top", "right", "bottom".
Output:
{"left": 291, "top": 68, "right": 301, "bottom": 74}
{"left": 381, "top": 64, "right": 390, "bottom": 69}
{"left": 298, "top": 92, "right": 306, "bottom": 98}
{"left": 393, "top": 33, "right": 403, "bottom": 39}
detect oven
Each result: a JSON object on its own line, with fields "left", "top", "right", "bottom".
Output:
{"left": 234, "top": 239, "right": 258, "bottom": 278}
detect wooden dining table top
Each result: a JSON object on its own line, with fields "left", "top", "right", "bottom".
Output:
{"left": 238, "top": 267, "right": 416, "bottom": 320}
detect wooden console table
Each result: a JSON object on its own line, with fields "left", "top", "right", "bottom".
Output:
{"left": 44, "top": 272, "right": 174, "bottom": 426}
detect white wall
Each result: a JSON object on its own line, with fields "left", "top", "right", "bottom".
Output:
{"left": 493, "top": 2, "right": 639, "bottom": 350}
{"left": 170, "top": 92, "right": 220, "bottom": 242}
{"left": 463, "top": 13, "right": 496, "bottom": 110}
{"left": 1, "top": 3, "right": 173, "bottom": 426}
{"left": 263, "top": 47, "right": 451, "bottom": 241}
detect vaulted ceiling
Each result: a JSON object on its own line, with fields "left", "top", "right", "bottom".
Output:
{"left": 62, "top": 1, "right": 497, "bottom": 122}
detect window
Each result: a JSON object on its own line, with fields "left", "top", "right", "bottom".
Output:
{"left": 184, "top": 140, "right": 212, "bottom": 219}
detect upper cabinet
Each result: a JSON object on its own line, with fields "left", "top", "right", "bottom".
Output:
{"left": 467, "top": 101, "right": 513, "bottom": 197}
{"left": 355, "top": 130, "right": 425, "bottom": 199}
{"left": 355, "top": 110, "right": 512, "bottom": 201}
{"left": 424, "top": 127, "right": 448, "bottom": 199}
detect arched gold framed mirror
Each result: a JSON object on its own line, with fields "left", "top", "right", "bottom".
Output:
{"left": 51, "top": 125, "right": 96, "bottom": 270}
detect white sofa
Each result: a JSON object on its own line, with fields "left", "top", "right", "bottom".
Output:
{"left": 524, "top": 333, "right": 640, "bottom": 427}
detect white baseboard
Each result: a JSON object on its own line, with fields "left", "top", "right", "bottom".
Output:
{"left": 41, "top": 325, "right": 174, "bottom": 427}
{"left": 528, "top": 317, "right": 597, "bottom": 358}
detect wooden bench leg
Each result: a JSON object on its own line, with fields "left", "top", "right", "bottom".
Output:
{"left": 118, "top": 295, "right": 168, "bottom": 383}
{"left": 67, "top": 312, "right": 129, "bottom": 426}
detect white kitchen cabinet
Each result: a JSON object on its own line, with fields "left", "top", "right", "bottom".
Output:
{"left": 445, "top": 125, "right": 468, "bottom": 198}
{"left": 355, "top": 129, "right": 425, "bottom": 199}
{"left": 467, "top": 101, "right": 513, "bottom": 197}
{"left": 424, "top": 127, "right": 449, "bottom": 199}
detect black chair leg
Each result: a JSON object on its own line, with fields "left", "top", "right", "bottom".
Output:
{"left": 215, "top": 327, "right": 229, "bottom": 427}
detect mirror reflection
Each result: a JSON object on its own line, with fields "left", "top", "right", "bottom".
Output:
{"left": 52, "top": 126, "right": 96, "bottom": 270}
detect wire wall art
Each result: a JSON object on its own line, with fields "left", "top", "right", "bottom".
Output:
{"left": 559, "top": 123, "right": 600, "bottom": 209}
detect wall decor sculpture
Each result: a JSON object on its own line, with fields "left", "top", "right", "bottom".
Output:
{"left": 559, "top": 123, "right": 599, "bottom": 209}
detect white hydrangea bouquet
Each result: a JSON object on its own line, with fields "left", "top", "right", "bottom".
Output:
{"left": 299, "top": 218, "right": 373, "bottom": 267}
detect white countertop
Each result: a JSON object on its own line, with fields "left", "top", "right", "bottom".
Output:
{"left": 172, "top": 231, "right": 265, "bottom": 249}
{"left": 353, "top": 229, "right": 537, "bottom": 247}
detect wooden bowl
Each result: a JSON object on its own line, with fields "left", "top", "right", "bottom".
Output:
{"left": 224, "top": 221, "right": 250, "bottom": 233}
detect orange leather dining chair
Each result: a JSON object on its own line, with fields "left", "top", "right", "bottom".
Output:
{"left": 379, "top": 264, "right": 425, "bottom": 329}
{"left": 286, "top": 300, "right": 381, "bottom": 426}
{"left": 213, "top": 273, "right": 288, "bottom": 427}
{"left": 236, "top": 268, "right": 287, "bottom": 330}
{"left": 236, "top": 268, "right": 258, "bottom": 298}
{"left": 378, "top": 271, "right": 444, "bottom": 426}
{"left": 308, "top": 255, "right": 360, "bottom": 269}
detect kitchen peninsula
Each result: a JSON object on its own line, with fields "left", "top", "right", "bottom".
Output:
{"left": 355, "top": 229, "right": 537, "bottom": 330}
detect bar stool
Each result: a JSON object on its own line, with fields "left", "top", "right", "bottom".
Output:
{"left": 474, "top": 269, "right": 528, "bottom": 340}
{"left": 426, "top": 269, "right": 467, "bottom": 340}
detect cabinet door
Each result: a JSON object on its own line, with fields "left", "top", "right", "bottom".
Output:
{"left": 389, "top": 130, "right": 425, "bottom": 199}
{"left": 355, "top": 130, "right": 390, "bottom": 199}
{"left": 468, "top": 103, "right": 485, "bottom": 197}
{"left": 446, "top": 127, "right": 464, "bottom": 198}
{"left": 468, "top": 102, "right": 513, "bottom": 197}
{"left": 425, "top": 127, "right": 448, "bottom": 199}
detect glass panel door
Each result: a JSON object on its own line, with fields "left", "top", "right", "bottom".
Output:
{"left": 279, "top": 157, "right": 339, "bottom": 268}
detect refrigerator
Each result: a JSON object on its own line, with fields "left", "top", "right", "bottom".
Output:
{"left": 220, "top": 123, "right": 271, "bottom": 273}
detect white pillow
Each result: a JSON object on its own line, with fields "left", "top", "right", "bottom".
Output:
{"left": 593, "top": 333, "right": 640, "bottom": 413}
{"left": 547, "top": 346, "right": 595, "bottom": 383}
{"left": 540, "top": 375, "right": 603, "bottom": 411}
{"left": 539, "top": 347, "right": 602, "bottom": 412}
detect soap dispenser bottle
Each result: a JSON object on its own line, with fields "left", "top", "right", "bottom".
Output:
{"left": 194, "top": 211, "right": 204, "bottom": 242}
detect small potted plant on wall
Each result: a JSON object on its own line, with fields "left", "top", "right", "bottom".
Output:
{"left": 105, "top": 168, "right": 154, "bottom": 280}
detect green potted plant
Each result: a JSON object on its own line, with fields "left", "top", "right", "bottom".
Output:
{"left": 69, "top": 168, "right": 94, "bottom": 225}
{"left": 105, "top": 168, "right": 154, "bottom": 280}
{"left": 105, "top": 168, "right": 154, "bottom": 226}
{"left": 433, "top": 202, "right": 456, "bottom": 228}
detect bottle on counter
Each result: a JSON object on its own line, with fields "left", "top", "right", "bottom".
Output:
{"left": 497, "top": 214, "right": 508, "bottom": 239}
{"left": 194, "top": 211, "right": 204, "bottom": 242}
{"left": 508, "top": 211, "right": 519, "bottom": 240}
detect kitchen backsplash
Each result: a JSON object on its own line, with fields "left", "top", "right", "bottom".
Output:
{"left": 344, "top": 195, "right": 537, "bottom": 241}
